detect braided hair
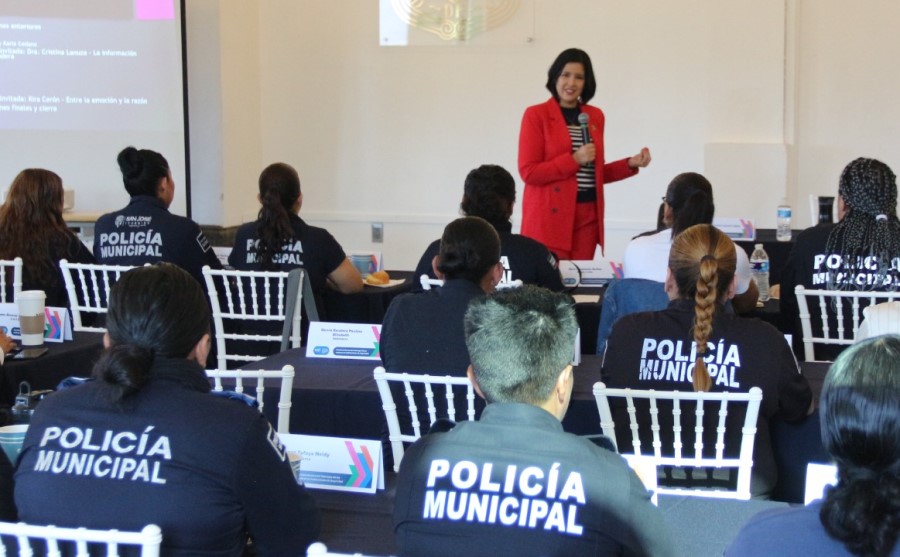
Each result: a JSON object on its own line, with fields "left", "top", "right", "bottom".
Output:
{"left": 668, "top": 224, "right": 737, "bottom": 392}
{"left": 825, "top": 158, "right": 900, "bottom": 291}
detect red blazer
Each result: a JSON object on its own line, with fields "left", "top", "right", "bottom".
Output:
{"left": 518, "top": 98, "right": 636, "bottom": 253}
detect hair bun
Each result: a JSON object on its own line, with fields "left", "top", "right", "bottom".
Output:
{"left": 116, "top": 147, "right": 144, "bottom": 180}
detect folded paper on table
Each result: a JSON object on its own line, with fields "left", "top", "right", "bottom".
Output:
{"left": 306, "top": 321, "right": 381, "bottom": 360}
{"left": 714, "top": 217, "right": 756, "bottom": 241}
{"left": 0, "top": 425, "right": 28, "bottom": 464}
{"left": 560, "top": 258, "right": 621, "bottom": 287}
{"left": 0, "top": 303, "right": 72, "bottom": 343}
{"left": 279, "top": 433, "right": 384, "bottom": 494}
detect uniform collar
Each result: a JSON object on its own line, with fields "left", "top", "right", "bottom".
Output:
{"left": 439, "top": 278, "right": 486, "bottom": 296}
{"left": 493, "top": 221, "right": 513, "bottom": 234}
{"left": 479, "top": 402, "right": 563, "bottom": 433}
{"left": 150, "top": 357, "right": 212, "bottom": 393}
{"left": 128, "top": 195, "right": 167, "bottom": 210}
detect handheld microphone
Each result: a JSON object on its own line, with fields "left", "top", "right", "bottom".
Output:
{"left": 577, "top": 112, "right": 592, "bottom": 145}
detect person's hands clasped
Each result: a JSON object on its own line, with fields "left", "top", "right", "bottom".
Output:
{"left": 573, "top": 143, "right": 596, "bottom": 166}
{"left": 628, "top": 147, "right": 652, "bottom": 169}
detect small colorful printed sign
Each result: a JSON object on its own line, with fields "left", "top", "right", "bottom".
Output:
{"left": 279, "top": 433, "right": 384, "bottom": 494}
{"left": 560, "top": 258, "right": 622, "bottom": 286}
{"left": 306, "top": 321, "right": 381, "bottom": 360}
{"left": 0, "top": 303, "right": 72, "bottom": 343}
{"left": 713, "top": 217, "right": 756, "bottom": 241}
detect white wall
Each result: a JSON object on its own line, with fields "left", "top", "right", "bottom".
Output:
{"left": 185, "top": 0, "right": 900, "bottom": 270}
{"left": 792, "top": 1, "right": 900, "bottom": 220}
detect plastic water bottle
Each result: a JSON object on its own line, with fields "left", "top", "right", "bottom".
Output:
{"left": 750, "top": 244, "right": 770, "bottom": 302}
{"left": 776, "top": 204, "right": 792, "bottom": 241}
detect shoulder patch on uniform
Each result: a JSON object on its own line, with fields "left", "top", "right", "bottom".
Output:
{"left": 196, "top": 231, "right": 212, "bottom": 252}
{"left": 547, "top": 251, "right": 559, "bottom": 269}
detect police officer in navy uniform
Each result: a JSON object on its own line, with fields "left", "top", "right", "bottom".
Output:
{"left": 781, "top": 157, "right": 900, "bottom": 360}
{"left": 393, "top": 286, "right": 673, "bottom": 557}
{"left": 227, "top": 162, "right": 362, "bottom": 296}
{"left": 413, "top": 164, "right": 564, "bottom": 292}
{"left": 15, "top": 264, "right": 320, "bottom": 556}
{"left": 603, "top": 224, "right": 812, "bottom": 498}
{"left": 93, "top": 147, "right": 222, "bottom": 287}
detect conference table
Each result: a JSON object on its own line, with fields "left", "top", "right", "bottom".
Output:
{"left": 245, "top": 351, "right": 829, "bottom": 504}
{"left": 0, "top": 332, "right": 104, "bottom": 407}
{"left": 321, "top": 271, "right": 416, "bottom": 324}
{"left": 317, "top": 270, "right": 609, "bottom": 354}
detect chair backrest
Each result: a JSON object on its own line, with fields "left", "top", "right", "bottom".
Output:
{"left": 373, "top": 366, "right": 477, "bottom": 473}
{"left": 856, "top": 300, "right": 900, "bottom": 340}
{"left": 419, "top": 274, "right": 522, "bottom": 291}
{"left": 0, "top": 258, "right": 22, "bottom": 304}
{"left": 794, "top": 285, "right": 900, "bottom": 361}
{"left": 592, "top": 381, "right": 763, "bottom": 500}
{"left": 495, "top": 279, "right": 523, "bottom": 290}
{"left": 206, "top": 365, "right": 295, "bottom": 434}
{"left": 418, "top": 274, "right": 443, "bottom": 291}
{"left": 307, "top": 541, "right": 377, "bottom": 556}
{"left": 0, "top": 521, "right": 161, "bottom": 557}
{"left": 59, "top": 259, "right": 137, "bottom": 332}
{"left": 202, "top": 266, "right": 304, "bottom": 369}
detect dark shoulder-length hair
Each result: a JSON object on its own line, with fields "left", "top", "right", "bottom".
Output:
{"left": 460, "top": 164, "right": 516, "bottom": 229}
{"left": 93, "top": 264, "right": 210, "bottom": 401}
{"left": 545, "top": 48, "right": 597, "bottom": 104}
{"left": 256, "top": 163, "right": 301, "bottom": 271}
{"left": 818, "top": 335, "right": 900, "bottom": 557}
{"left": 117, "top": 146, "right": 170, "bottom": 198}
{"left": 0, "top": 168, "right": 74, "bottom": 287}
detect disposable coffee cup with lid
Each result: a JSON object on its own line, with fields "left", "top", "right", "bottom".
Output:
{"left": 16, "top": 290, "right": 46, "bottom": 347}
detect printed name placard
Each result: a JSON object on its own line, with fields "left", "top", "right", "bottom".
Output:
{"left": 713, "top": 217, "right": 756, "bottom": 241}
{"left": 560, "top": 259, "right": 621, "bottom": 287}
{"left": 0, "top": 303, "right": 72, "bottom": 343}
{"left": 279, "top": 433, "right": 384, "bottom": 494}
{"left": 305, "top": 321, "right": 381, "bottom": 360}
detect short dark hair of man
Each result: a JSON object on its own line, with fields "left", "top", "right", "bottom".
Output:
{"left": 464, "top": 285, "right": 577, "bottom": 405}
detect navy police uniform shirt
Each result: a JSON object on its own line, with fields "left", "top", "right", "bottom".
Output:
{"left": 601, "top": 299, "right": 812, "bottom": 497}
{"left": 381, "top": 279, "right": 484, "bottom": 376}
{"left": 726, "top": 500, "right": 900, "bottom": 556}
{"left": 393, "top": 402, "right": 675, "bottom": 557}
{"left": 93, "top": 195, "right": 222, "bottom": 286}
{"left": 14, "top": 357, "right": 321, "bottom": 556}
{"left": 413, "top": 222, "right": 564, "bottom": 293}
{"left": 781, "top": 223, "right": 900, "bottom": 360}
{"left": 228, "top": 213, "right": 346, "bottom": 294}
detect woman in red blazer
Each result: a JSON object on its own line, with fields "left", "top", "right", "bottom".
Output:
{"left": 518, "top": 48, "right": 650, "bottom": 260}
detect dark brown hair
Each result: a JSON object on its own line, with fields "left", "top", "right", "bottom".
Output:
{"left": 0, "top": 169, "right": 74, "bottom": 287}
